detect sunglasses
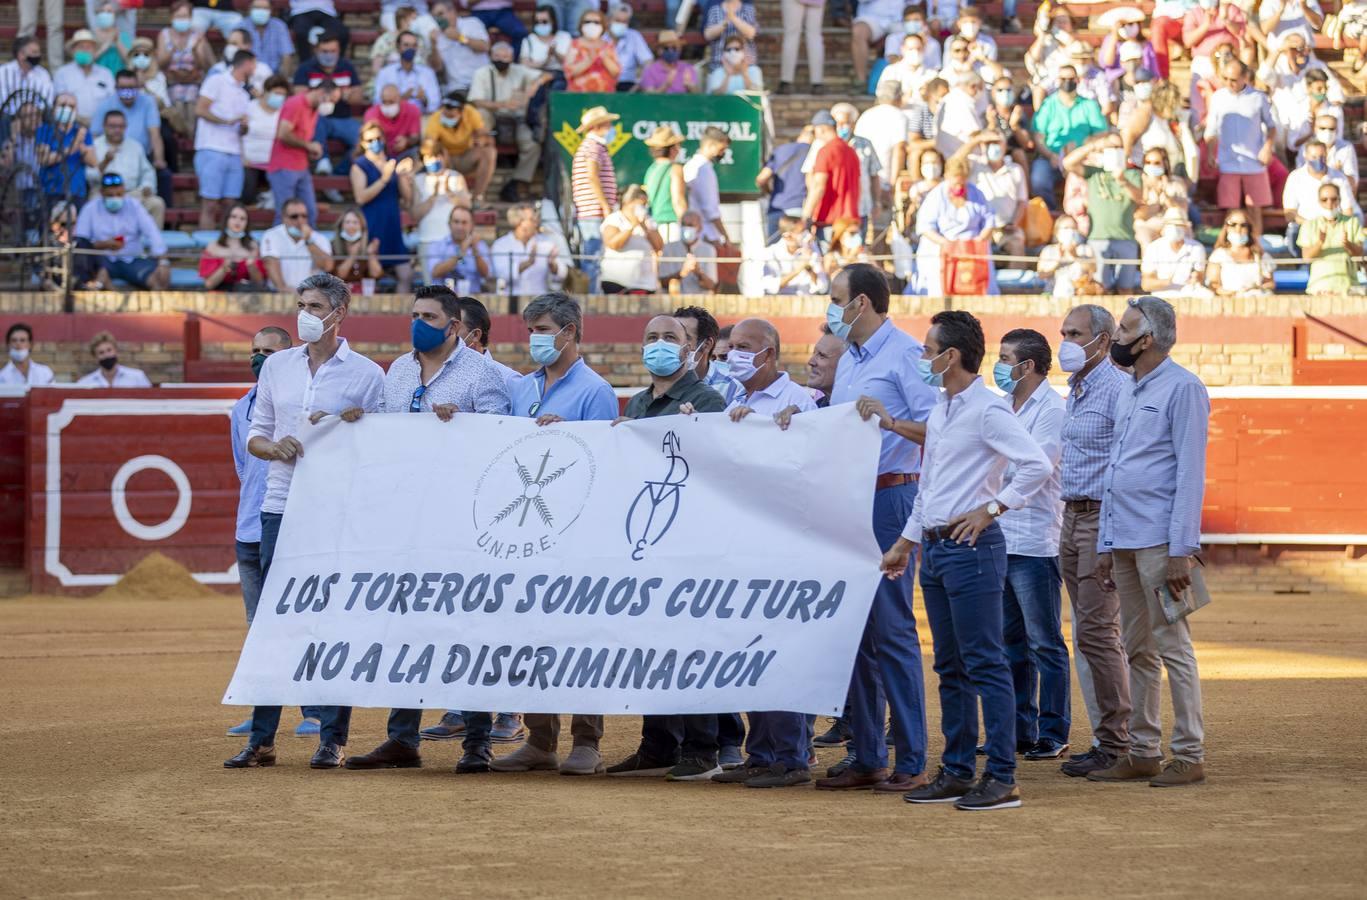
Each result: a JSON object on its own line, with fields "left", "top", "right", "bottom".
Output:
{"left": 410, "top": 384, "right": 427, "bottom": 413}
{"left": 285, "top": 212, "right": 307, "bottom": 220}
{"left": 528, "top": 400, "right": 542, "bottom": 416}
{"left": 1226, "top": 221, "right": 1249, "bottom": 229}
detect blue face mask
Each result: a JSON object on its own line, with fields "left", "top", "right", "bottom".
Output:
{"left": 266, "top": 92, "right": 285, "bottom": 109}
{"left": 250, "top": 8, "right": 271, "bottom": 25}
{"left": 103, "top": 196, "right": 124, "bottom": 213}
{"left": 425, "top": 159, "right": 442, "bottom": 174}
{"left": 367, "top": 138, "right": 386, "bottom": 154}
{"left": 400, "top": 47, "right": 418, "bottom": 63}
{"left": 1309, "top": 158, "right": 1327, "bottom": 174}
{"left": 711, "top": 359, "right": 730, "bottom": 379}
{"left": 286, "top": 224, "right": 304, "bottom": 239}
{"left": 917, "top": 349, "right": 949, "bottom": 387}
{"left": 96, "top": 11, "right": 116, "bottom": 29}
{"left": 837, "top": 125, "right": 852, "bottom": 140}
{"left": 412, "top": 317, "right": 451, "bottom": 352}
{"left": 826, "top": 298, "right": 861, "bottom": 341}
{"left": 642, "top": 340, "right": 683, "bottom": 376}
{"left": 599, "top": 126, "right": 617, "bottom": 144}
{"left": 993, "top": 360, "right": 1024, "bottom": 393}
{"left": 529, "top": 325, "right": 567, "bottom": 366}
{"left": 1228, "top": 231, "right": 1249, "bottom": 247}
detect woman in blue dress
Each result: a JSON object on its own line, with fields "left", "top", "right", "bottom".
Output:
{"left": 913, "top": 156, "right": 998, "bottom": 297}
{"left": 349, "top": 120, "right": 414, "bottom": 293}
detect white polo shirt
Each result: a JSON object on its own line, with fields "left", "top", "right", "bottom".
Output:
{"left": 997, "top": 380, "right": 1065, "bottom": 557}
{"left": 195, "top": 70, "right": 252, "bottom": 155}
{"left": 0, "top": 360, "right": 56, "bottom": 385}
{"left": 76, "top": 365, "right": 152, "bottom": 387}
{"left": 54, "top": 61, "right": 115, "bottom": 121}
{"left": 726, "top": 371, "right": 818, "bottom": 417}
{"left": 260, "top": 224, "right": 332, "bottom": 291}
{"left": 248, "top": 339, "right": 384, "bottom": 514}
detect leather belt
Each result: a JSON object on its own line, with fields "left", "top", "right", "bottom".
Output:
{"left": 922, "top": 526, "right": 956, "bottom": 543}
{"left": 875, "top": 472, "right": 919, "bottom": 491}
{"left": 1065, "top": 499, "right": 1101, "bottom": 512}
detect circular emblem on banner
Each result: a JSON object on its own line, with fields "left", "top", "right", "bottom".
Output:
{"left": 471, "top": 430, "right": 596, "bottom": 559}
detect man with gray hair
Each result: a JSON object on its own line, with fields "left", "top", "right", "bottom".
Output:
{"left": 854, "top": 80, "right": 909, "bottom": 198}
{"left": 1090, "top": 296, "right": 1210, "bottom": 788}
{"left": 1055, "top": 303, "right": 1134, "bottom": 778}
{"left": 829, "top": 101, "right": 881, "bottom": 224}
{"left": 225, "top": 272, "right": 385, "bottom": 771}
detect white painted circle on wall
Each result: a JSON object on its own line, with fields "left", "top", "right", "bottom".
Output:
{"left": 110, "top": 455, "right": 192, "bottom": 541}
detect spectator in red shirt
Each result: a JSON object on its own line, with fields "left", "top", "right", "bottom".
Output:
{"left": 266, "top": 76, "right": 339, "bottom": 227}
{"left": 801, "top": 111, "right": 860, "bottom": 238}
{"left": 363, "top": 83, "right": 422, "bottom": 157}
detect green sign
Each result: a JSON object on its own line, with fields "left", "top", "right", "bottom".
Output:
{"left": 549, "top": 92, "right": 765, "bottom": 196}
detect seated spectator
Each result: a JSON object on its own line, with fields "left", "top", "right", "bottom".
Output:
{"left": 638, "top": 30, "right": 698, "bottom": 94}
{"left": 352, "top": 121, "right": 416, "bottom": 293}
{"left": 91, "top": 69, "right": 166, "bottom": 204}
{"left": 708, "top": 36, "right": 764, "bottom": 94}
{"left": 364, "top": 83, "right": 424, "bottom": 156}
{"left": 953, "top": 128, "right": 1026, "bottom": 264}
{"left": 412, "top": 139, "right": 472, "bottom": 272}
{"left": 468, "top": 41, "right": 547, "bottom": 202}
{"left": 850, "top": 0, "right": 901, "bottom": 89}
{"left": 37, "top": 94, "right": 97, "bottom": 202}
{"left": 261, "top": 196, "right": 333, "bottom": 291}
{"left": 1135, "top": 146, "right": 1191, "bottom": 246}
{"left": 77, "top": 331, "right": 153, "bottom": 387}
{"left": 985, "top": 76, "right": 1031, "bottom": 172}
{"left": 192, "top": 0, "right": 244, "bottom": 36}
{"left": 208, "top": 28, "right": 274, "bottom": 93}
{"left": 706, "top": 0, "right": 759, "bottom": 70}
{"left": 1284, "top": 69, "right": 1344, "bottom": 156}
{"left": 904, "top": 77, "right": 948, "bottom": 154}
{"left": 293, "top": 33, "right": 363, "bottom": 176}
{"left": 1295, "top": 112, "right": 1359, "bottom": 191}
{"left": 600, "top": 185, "right": 663, "bottom": 294}
{"left": 610, "top": 4, "right": 653, "bottom": 91}
{"left": 660, "top": 210, "right": 718, "bottom": 294}
{"left": 827, "top": 217, "right": 873, "bottom": 268}
{"left": 424, "top": 91, "right": 496, "bottom": 207}
{"left": 56, "top": 30, "right": 116, "bottom": 124}
{"left": 2, "top": 323, "right": 57, "bottom": 387}
{"left": 428, "top": 205, "right": 490, "bottom": 291}
{"left": 892, "top": 146, "right": 942, "bottom": 235}
{"left": 428, "top": 0, "right": 491, "bottom": 94}
{"left": 914, "top": 156, "right": 996, "bottom": 295}
{"left": 374, "top": 30, "right": 443, "bottom": 114}
{"left": 129, "top": 37, "right": 170, "bottom": 109}
{"left": 91, "top": 2, "right": 132, "bottom": 74}
{"left": 938, "top": 36, "right": 983, "bottom": 89}
{"left": 381, "top": 0, "right": 437, "bottom": 33}
{"left": 1260, "top": 32, "right": 1344, "bottom": 149}
{"left": 1097, "top": 9, "right": 1157, "bottom": 81}
{"left": 566, "top": 10, "right": 621, "bottom": 91}
{"left": 1036, "top": 214, "right": 1101, "bottom": 297}
{"left": 884, "top": 4, "right": 940, "bottom": 70}
{"left": 74, "top": 173, "right": 170, "bottom": 290}
{"left": 200, "top": 203, "right": 268, "bottom": 290}
{"left": 156, "top": 2, "right": 213, "bottom": 135}
{"left": 1287, "top": 147, "right": 1359, "bottom": 241}
{"left": 1031, "top": 66, "right": 1108, "bottom": 211}
{"left": 1063, "top": 131, "right": 1142, "bottom": 292}
{"left": 287, "top": 0, "right": 350, "bottom": 60}
{"left": 520, "top": 6, "right": 571, "bottom": 127}
{"left": 0, "top": 38, "right": 54, "bottom": 117}
{"left": 268, "top": 76, "right": 341, "bottom": 226}
{"left": 331, "top": 206, "right": 385, "bottom": 294}
{"left": 644, "top": 126, "right": 688, "bottom": 242}
{"left": 756, "top": 125, "right": 812, "bottom": 241}
{"left": 246, "top": 0, "right": 296, "bottom": 75}
{"left": 40, "top": 201, "right": 104, "bottom": 290}
{"left": 879, "top": 32, "right": 935, "bottom": 101}
{"left": 1205, "top": 209, "right": 1275, "bottom": 296}
{"left": 1066, "top": 41, "right": 1115, "bottom": 117}
{"left": 1141, "top": 207, "right": 1209, "bottom": 296}
{"left": 955, "top": 6, "right": 997, "bottom": 62}
{"left": 195, "top": 48, "right": 256, "bottom": 230}
{"left": 489, "top": 203, "right": 568, "bottom": 295}
{"left": 372, "top": 5, "right": 433, "bottom": 69}
{"left": 242, "top": 75, "right": 290, "bottom": 207}
{"left": 466, "top": 0, "right": 529, "bottom": 55}
{"left": 763, "top": 217, "right": 828, "bottom": 295}
{"left": 86, "top": 108, "right": 165, "bottom": 227}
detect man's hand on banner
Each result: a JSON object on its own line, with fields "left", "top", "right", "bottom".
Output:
{"left": 728, "top": 406, "right": 755, "bottom": 422}
{"left": 535, "top": 413, "right": 565, "bottom": 426}
{"left": 774, "top": 405, "right": 801, "bottom": 430}
{"left": 433, "top": 403, "right": 459, "bottom": 421}
{"left": 881, "top": 536, "right": 916, "bottom": 580}
{"left": 610, "top": 415, "right": 632, "bottom": 426}
{"left": 268, "top": 435, "right": 304, "bottom": 461}
{"left": 855, "top": 395, "right": 892, "bottom": 430}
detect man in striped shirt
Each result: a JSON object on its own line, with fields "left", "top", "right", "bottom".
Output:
{"left": 1091, "top": 296, "right": 1209, "bottom": 789}
{"left": 571, "top": 106, "right": 619, "bottom": 292}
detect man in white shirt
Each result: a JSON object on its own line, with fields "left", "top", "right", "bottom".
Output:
{"left": 488, "top": 202, "right": 567, "bottom": 295}
{"left": 953, "top": 128, "right": 1027, "bottom": 260}
{"left": 1257, "top": 31, "right": 1343, "bottom": 149}
{"left": 225, "top": 272, "right": 385, "bottom": 772}
{"left": 373, "top": 32, "right": 443, "bottom": 113}
{"left": 684, "top": 127, "right": 730, "bottom": 245}
{"left": 1295, "top": 112, "right": 1359, "bottom": 191}
{"left": 852, "top": 0, "right": 906, "bottom": 88}
{"left": 1141, "top": 209, "right": 1208, "bottom": 296}
{"left": 992, "top": 329, "right": 1071, "bottom": 762}
{"left": 884, "top": 6, "right": 941, "bottom": 69}
{"left": 1283, "top": 138, "right": 1359, "bottom": 238}
{"left": 195, "top": 50, "right": 257, "bottom": 230}
{"left": 762, "top": 216, "right": 828, "bottom": 295}
{"left": 53, "top": 30, "right": 114, "bottom": 122}
{"left": 881, "top": 309, "right": 1051, "bottom": 811}
{"left": 854, "top": 80, "right": 909, "bottom": 195}
{"left": 76, "top": 330, "right": 153, "bottom": 387}
{"left": 467, "top": 41, "right": 548, "bottom": 198}
{"left": 261, "top": 198, "right": 334, "bottom": 292}
{"left": 2, "top": 322, "right": 57, "bottom": 386}
{"left": 878, "top": 33, "right": 936, "bottom": 106}
{"left": 86, "top": 108, "right": 165, "bottom": 228}
{"left": 0, "top": 36, "right": 55, "bottom": 116}
{"left": 429, "top": 0, "right": 491, "bottom": 93}
{"left": 723, "top": 318, "right": 818, "bottom": 421}
{"left": 934, "top": 72, "right": 985, "bottom": 160}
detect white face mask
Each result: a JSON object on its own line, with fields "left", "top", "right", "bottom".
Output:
{"left": 725, "top": 347, "right": 768, "bottom": 383}
{"left": 724, "top": 48, "right": 744, "bottom": 63}
{"left": 1057, "top": 227, "right": 1078, "bottom": 245}
{"left": 681, "top": 225, "right": 698, "bottom": 244}
{"left": 1315, "top": 129, "right": 1337, "bottom": 145}
{"left": 1165, "top": 224, "right": 1186, "bottom": 243}
{"left": 297, "top": 309, "right": 334, "bottom": 343}
{"left": 581, "top": 22, "right": 603, "bottom": 38}
{"left": 381, "top": 102, "right": 400, "bottom": 118}
{"left": 224, "top": 45, "right": 239, "bottom": 62}
{"left": 9, "top": 347, "right": 29, "bottom": 363}
{"left": 921, "top": 163, "right": 942, "bottom": 180}
{"left": 960, "top": 21, "right": 979, "bottom": 38}
{"left": 1102, "top": 148, "right": 1126, "bottom": 173}
{"left": 1120, "top": 24, "right": 1139, "bottom": 38}
{"left": 1134, "top": 82, "right": 1153, "bottom": 101}
{"left": 316, "top": 100, "right": 335, "bottom": 116}
{"left": 905, "top": 49, "right": 923, "bottom": 66}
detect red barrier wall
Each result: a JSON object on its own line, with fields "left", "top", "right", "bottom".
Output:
{"left": 0, "top": 393, "right": 27, "bottom": 568}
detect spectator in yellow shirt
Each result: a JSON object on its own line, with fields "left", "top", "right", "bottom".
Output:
{"left": 422, "top": 91, "right": 495, "bottom": 206}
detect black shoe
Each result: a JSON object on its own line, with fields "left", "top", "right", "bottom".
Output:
{"left": 745, "top": 764, "right": 813, "bottom": 788}
{"left": 665, "top": 754, "right": 722, "bottom": 782}
{"left": 606, "top": 750, "right": 676, "bottom": 777}
{"left": 499, "top": 180, "right": 520, "bottom": 202}
{"left": 310, "top": 742, "right": 345, "bottom": 769}
{"left": 810, "top": 83, "right": 825, "bottom": 96}
{"left": 812, "top": 717, "right": 851, "bottom": 747}
{"left": 1024, "top": 739, "right": 1070, "bottom": 760}
{"left": 1069, "top": 746, "right": 1099, "bottom": 761}
{"left": 1060, "top": 746, "right": 1118, "bottom": 778}
{"left": 826, "top": 751, "right": 855, "bottom": 779}
{"left": 456, "top": 743, "right": 493, "bottom": 774}
{"left": 904, "top": 766, "right": 975, "bottom": 804}
{"left": 344, "top": 738, "right": 421, "bottom": 770}
{"left": 777, "top": 81, "right": 793, "bottom": 95}
{"left": 224, "top": 744, "right": 275, "bottom": 768}
{"left": 954, "top": 774, "right": 1022, "bottom": 811}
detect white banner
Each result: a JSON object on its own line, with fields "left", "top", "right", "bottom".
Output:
{"left": 224, "top": 404, "right": 883, "bottom": 715}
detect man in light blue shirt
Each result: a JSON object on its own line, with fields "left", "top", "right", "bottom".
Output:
{"left": 73, "top": 173, "right": 169, "bottom": 290}
{"left": 815, "top": 262, "right": 938, "bottom": 794}
{"left": 1092, "top": 296, "right": 1209, "bottom": 788}
{"left": 90, "top": 72, "right": 162, "bottom": 158}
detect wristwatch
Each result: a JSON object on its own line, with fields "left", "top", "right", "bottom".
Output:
{"left": 987, "top": 500, "right": 1004, "bottom": 518}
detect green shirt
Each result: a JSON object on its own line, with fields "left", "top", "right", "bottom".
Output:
{"left": 1032, "top": 94, "right": 1108, "bottom": 156}
{"left": 1084, "top": 167, "right": 1141, "bottom": 241}
{"left": 623, "top": 370, "right": 724, "bottom": 419}
{"left": 1298, "top": 214, "right": 1364, "bottom": 294}
{"left": 643, "top": 158, "right": 679, "bottom": 226}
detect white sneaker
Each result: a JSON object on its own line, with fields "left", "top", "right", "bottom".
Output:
{"left": 315, "top": 157, "right": 333, "bottom": 176}
{"left": 256, "top": 189, "right": 274, "bottom": 210}
{"left": 489, "top": 741, "right": 559, "bottom": 772}
{"left": 559, "top": 745, "right": 604, "bottom": 776}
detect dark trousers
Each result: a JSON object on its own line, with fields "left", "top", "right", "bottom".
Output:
{"left": 744, "top": 712, "right": 811, "bottom": 769}
{"left": 1003, "top": 553, "right": 1071, "bottom": 745}
{"left": 249, "top": 511, "right": 348, "bottom": 748}
{"left": 387, "top": 709, "right": 492, "bottom": 750}
{"left": 471, "top": 8, "right": 528, "bottom": 56}
{"left": 640, "top": 714, "right": 720, "bottom": 762}
{"left": 847, "top": 482, "right": 928, "bottom": 775}
{"left": 920, "top": 524, "right": 1015, "bottom": 784}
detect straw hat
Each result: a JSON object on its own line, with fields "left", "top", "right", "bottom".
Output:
{"left": 576, "top": 105, "right": 620, "bottom": 132}
{"left": 657, "top": 29, "right": 683, "bottom": 46}
{"left": 66, "top": 29, "right": 97, "bottom": 51}
{"left": 1098, "top": 8, "right": 1145, "bottom": 31}
{"left": 643, "top": 125, "right": 683, "bottom": 148}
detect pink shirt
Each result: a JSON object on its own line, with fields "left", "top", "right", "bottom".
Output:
{"left": 637, "top": 60, "right": 698, "bottom": 94}
{"left": 1181, "top": 6, "right": 1247, "bottom": 58}
{"left": 363, "top": 100, "right": 422, "bottom": 154}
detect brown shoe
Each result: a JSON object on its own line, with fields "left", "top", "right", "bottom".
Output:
{"left": 873, "top": 771, "right": 929, "bottom": 793}
{"left": 224, "top": 744, "right": 275, "bottom": 768}
{"left": 815, "top": 766, "right": 889, "bottom": 790}
{"left": 344, "top": 738, "right": 421, "bottom": 770}
{"left": 1086, "top": 754, "right": 1163, "bottom": 782}
{"left": 1150, "top": 758, "right": 1206, "bottom": 787}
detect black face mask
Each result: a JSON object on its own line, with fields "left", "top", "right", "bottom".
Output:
{"left": 1109, "top": 335, "right": 1145, "bottom": 367}
{"left": 26, "top": 54, "right": 43, "bottom": 68}
{"left": 1059, "top": 78, "right": 1078, "bottom": 94}
{"left": 250, "top": 352, "right": 268, "bottom": 379}
{"left": 493, "top": 60, "right": 510, "bottom": 73}
{"left": 99, "top": 356, "right": 118, "bottom": 371}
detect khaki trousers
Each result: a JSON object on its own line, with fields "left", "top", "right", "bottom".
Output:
{"left": 780, "top": 0, "right": 825, "bottom": 85}
{"left": 524, "top": 714, "right": 603, "bottom": 753}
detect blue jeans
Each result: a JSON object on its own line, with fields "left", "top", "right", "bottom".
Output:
{"left": 744, "top": 712, "right": 812, "bottom": 769}
{"left": 248, "top": 511, "right": 337, "bottom": 748}
{"left": 1003, "top": 554, "right": 1071, "bottom": 746}
{"left": 472, "top": 8, "right": 529, "bottom": 55}
{"left": 235, "top": 540, "right": 263, "bottom": 625}
{"left": 314, "top": 115, "right": 360, "bottom": 176}
{"left": 1089, "top": 238, "right": 1141, "bottom": 292}
{"left": 577, "top": 217, "right": 603, "bottom": 292}
{"left": 267, "top": 168, "right": 317, "bottom": 227}
{"left": 1030, "top": 156, "right": 1061, "bottom": 212}
{"left": 920, "top": 524, "right": 1015, "bottom": 784}
{"left": 1003, "top": 0, "right": 1018, "bottom": 18}
{"left": 847, "top": 482, "right": 928, "bottom": 776}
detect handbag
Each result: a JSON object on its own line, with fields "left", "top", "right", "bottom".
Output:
{"left": 484, "top": 69, "right": 520, "bottom": 147}
{"left": 941, "top": 238, "right": 991, "bottom": 296}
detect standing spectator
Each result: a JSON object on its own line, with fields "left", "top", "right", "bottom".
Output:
{"left": 91, "top": 2, "right": 132, "bottom": 75}
{"left": 428, "top": 205, "right": 491, "bottom": 291}
{"left": 424, "top": 92, "right": 496, "bottom": 207}
{"left": 268, "top": 77, "right": 340, "bottom": 226}
{"left": 565, "top": 9, "right": 621, "bottom": 91}
{"left": 800, "top": 111, "right": 858, "bottom": 239}
{"left": 1205, "top": 209, "right": 1275, "bottom": 295}
{"left": 411, "top": 140, "right": 471, "bottom": 275}
{"left": 638, "top": 30, "right": 698, "bottom": 94}
{"left": 468, "top": 0, "right": 530, "bottom": 55}
{"left": 157, "top": 3, "right": 213, "bottom": 136}
{"left": 1030, "top": 65, "right": 1108, "bottom": 211}
{"left": 659, "top": 210, "right": 718, "bottom": 294}
{"left": 37, "top": 94, "right": 98, "bottom": 201}
{"left": 856, "top": 81, "right": 909, "bottom": 199}
{"left": 295, "top": 33, "right": 363, "bottom": 176}
{"left": 210, "top": 31, "right": 273, "bottom": 93}
{"left": 600, "top": 185, "right": 663, "bottom": 294}
{"left": 1091, "top": 297, "right": 1210, "bottom": 789}
{"left": 1063, "top": 131, "right": 1143, "bottom": 292}
{"left": 705, "top": 0, "right": 759, "bottom": 68}
{"left": 953, "top": 129, "right": 1026, "bottom": 264}
{"left": 610, "top": 4, "right": 653, "bottom": 91}
{"left": 77, "top": 331, "right": 153, "bottom": 387}
{"left": 200, "top": 203, "right": 269, "bottom": 291}
{"left": 850, "top": 0, "right": 901, "bottom": 90}
{"left": 2, "top": 323, "right": 56, "bottom": 386}
{"left": 756, "top": 125, "right": 812, "bottom": 240}
{"left": 17, "top": 4, "right": 63, "bottom": 71}
{"left": 914, "top": 156, "right": 996, "bottom": 295}
{"left": 374, "top": 31, "right": 443, "bottom": 114}
{"left": 831, "top": 101, "right": 881, "bottom": 225}
{"left": 685, "top": 126, "right": 732, "bottom": 246}
{"left": 1298, "top": 181, "right": 1364, "bottom": 294}
{"left": 74, "top": 173, "right": 170, "bottom": 290}
{"left": 330, "top": 207, "right": 385, "bottom": 294}
{"left": 1258, "top": 0, "right": 1323, "bottom": 48}
{"left": 956, "top": 5, "right": 997, "bottom": 61}
{"left": 571, "top": 106, "right": 619, "bottom": 291}
{"left": 0, "top": 37, "right": 55, "bottom": 115}
{"left": 243, "top": 75, "right": 289, "bottom": 206}
{"left": 763, "top": 217, "right": 829, "bottom": 294}
{"left": 644, "top": 126, "right": 687, "bottom": 242}
{"left": 195, "top": 49, "right": 256, "bottom": 230}
{"left": 429, "top": 0, "right": 491, "bottom": 94}
{"left": 708, "top": 36, "right": 764, "bottom": 94}
{"left": 86, "top": 109, "right": 165, "bottom": 227}
{"left": 778, "top": 0, "right": 824, "bottom": 94}
{"left": 55, "top": 30, "right": 116, "bottom": 123}
{"left": 246, "top": 0, "right": 296, "bottom": 75}
{"left": 1036, "top": 215, "right": 1101, "bottom": 297}
{"left": 520, "top": 5, "right": 571, "bottom": 129}
{"left": 1205, "top": 59, "right": 1276, "bottom": 237}
{"left": 192, "top": 0, "right": 243, "bottom": 36}
{"left": 352, "top": 121, "right": 416, "bottom": 293}
{"left": 1181, "top": 0, "right": 1249, "bottom": 84}
{"left": 91, "top": 70, "right": 167, "bottom": 178}
{"left": 261, "top": 197, "right": 333, "bottom": 291}
{"left": 364, "top": 83, "right": 424, "bottom": 156}
{"left": 489, "top": 204, "right": 568, "bottom": 295}
{"left": 468, "top": 41, "right": 546, "bottom": 202}
{"left": 1141, "top": 208, "right": 1209, "bottom": 296}
{"left": 287, "top": 0, "right": 350, "bottom": 59}
{"left": 986, "top": 76, "right": 1031, "bottom": 174}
